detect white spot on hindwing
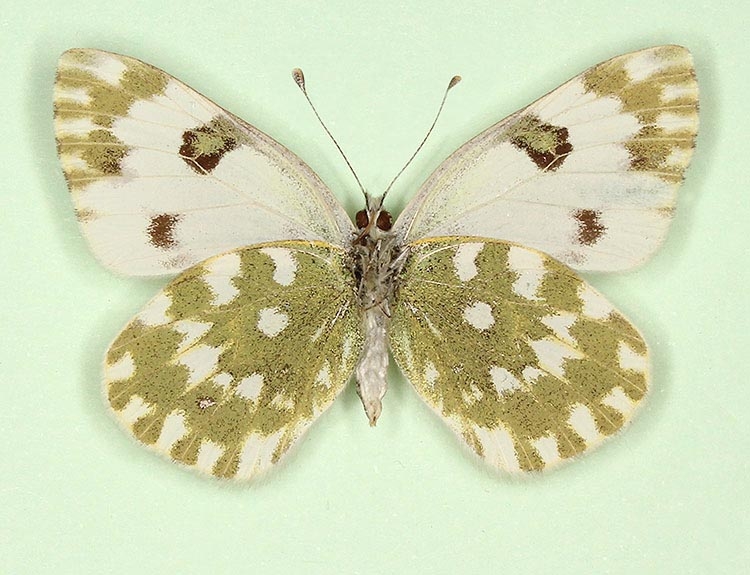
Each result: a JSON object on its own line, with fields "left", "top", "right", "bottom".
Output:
{"left": 617, "top": 341, "right": 648, "bottom": 373}
{"left": 260, "top": 247, "right": 297, "bottom": 286}
{"left": 195, "top": 440, "right": 225, "bottom": 473}
{"left": 541, "top": 313, "right": 578, "bottom": 346}
{"left": 213, "top": 372, "right": 233, "bottom": 387}
{"left": 257, "top": 307, "right": 289, "bottom": 337}
{"left": 315, "top": 363, "right": 333, "bottom": 388}
{"left": 424, "top": 362, "right": 439, "bottom": 387}
{"left": 202, "top": 253, "right": 241, "bottom": 305}
{"left": 173, "top": 320, "right": 213, "bottom": 352}
{"left": 119, "top": 395, "right": 152, "bottom": 424}
{"left": 567, "top": 403, "right": 600, "bottom": 443}
{"left": 579, "top": 284, "right": 614, "bottom": 320}
{"left": 452, "top": 242, "right": 484, "bottom": 281}
{"left": 490, "top": 365, "right": 522, "bottom": 394}
{"left": 473, "top": 425, "right": 521, "bottom": 473}
{"left": 271, "top": 392, "right": 295, "bottom": 411}
{"left": 602, "top": 387, "right": 636, "bottom": 415}
{"left": 462, "top": 384, "right": 484, "bottom": 404}
{"left": 236, "top": 429, "right": 285, "bottom": 478}
{"left": 532, "top": 436, "right": 561, "bottom": 465}
{"left": 178, "top": 344, "right": 222, "bottom": 384}
{"left": 138, "top": 292, "right": 172, "bottom": 326}
{"left": 528, "top": 338, "right": 584, "bottom": 379}
{"left": 522, "top": 365, "right": 545, "bottom": 384}
{"left": 156, "top": 411, "right": 188, "bottom": 451}
{"left": 235, "top": 373, "right": 264, "bottom": 401}
{"left": 311, "top": 323, "right": 326, "bottom": 342}
{"left": 507, "top": 246, "right": 546, "bottom": 300}
{"left": 342, "top": 334, "right": 355, "bottom": 363}
{"left": 462, "top": 301, "right": 495, "bottom": 331}
{"left": 105, "top": 352, "right": 136, "bottom": 382}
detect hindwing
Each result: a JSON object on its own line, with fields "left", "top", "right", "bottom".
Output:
{"left": 390, "top": 237, "right": 648, "bottom": 472}
{"left": 104, "top": 241, "right": 362, "bottom": 479}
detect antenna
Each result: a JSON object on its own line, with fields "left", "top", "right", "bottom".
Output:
{"left": 292, "top": 68, "right": 368, "bottom": 200}
{"left": 381, "top": 75, "right": 461, "bottom": 201}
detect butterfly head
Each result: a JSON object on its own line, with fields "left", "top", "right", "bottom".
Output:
{"left": 354, "top": 195, "right": 393, "bottom": 242}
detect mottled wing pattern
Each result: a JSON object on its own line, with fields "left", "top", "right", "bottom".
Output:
{"left": 396, "top": 46, "right": 699, "bottom": 271}
{"left": 54, "top": 49, "right": 354, "bottom": 276}
{"left": 104, "top": 241, "right": 362, "bottom": 479}
{"left": 390, "top": 238, "right": 648, "bottom": 472}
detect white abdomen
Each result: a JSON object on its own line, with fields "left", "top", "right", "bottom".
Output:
{"left": 355, "top": 307, "right": 390, "bottom": 425}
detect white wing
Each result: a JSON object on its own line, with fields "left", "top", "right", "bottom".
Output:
{"left": 395, "top": 46, "right": 699, "bottom": 271}
{"left": 54, "top": 49, "right": 354, "bottom": 276}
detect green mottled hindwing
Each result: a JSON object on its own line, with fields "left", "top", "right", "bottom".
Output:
{"left": 390, "top": 237, "right": 649, "bottom": 472}
{"left": 104, "top": 241, "right": 363, "bottom": 480}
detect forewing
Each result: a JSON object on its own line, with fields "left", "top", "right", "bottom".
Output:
{"left": 103, "top": 241, "right": 362, "bottom": 480}
{"left": 54, "top": 49, "right": 354, "bottom": 276}
{"left": 390, "top": 238, "right": 649, "bottom": 472}
{"left": 395, "top": 46, "right": 698, "bottom": 271}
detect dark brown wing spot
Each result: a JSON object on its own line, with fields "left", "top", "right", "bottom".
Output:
{"left": 573, "top": 209, "right": 606, "bottom": 246}
{"left": 147, "top": 213, "right": 181, "bottom": 250}
{"left": 179, "top": 117, "right": 242, "bottom": 174}
{"left": 508, "top": 115, "right": 573, "bottom": 171}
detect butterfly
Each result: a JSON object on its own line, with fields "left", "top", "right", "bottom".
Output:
{"left": 53, "top": 46, "right": 698, "bottom": 479}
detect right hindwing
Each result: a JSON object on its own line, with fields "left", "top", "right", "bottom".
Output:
{"left": 389, "top": 237, "right": 649, "bottom": 472}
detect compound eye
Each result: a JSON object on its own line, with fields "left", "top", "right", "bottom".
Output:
{"left": 355, "top": 209, "right": 369, "bottom": 229}
{"left": 376, "top": 210, "right": 393, "bottom": 231}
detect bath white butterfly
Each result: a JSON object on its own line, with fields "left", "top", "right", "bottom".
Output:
{"left": 54, "top": 46, "right": 698, "bottom": 479}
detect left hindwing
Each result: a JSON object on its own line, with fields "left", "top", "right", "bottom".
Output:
{"left": 389, "top": 237, "right": 648, "bottom": 473}
{"left": 103, "top": 241, "right": 362, "bottom": 480}
{"left": 395, "top": 46, "right": 699, "bottom": 272}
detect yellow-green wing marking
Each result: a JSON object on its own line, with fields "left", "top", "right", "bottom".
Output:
{"left": 390, "top": 237, "right": 648, "bottom": 472}
{"left": 104, "top": 241, "right": 362, "bottom": 480}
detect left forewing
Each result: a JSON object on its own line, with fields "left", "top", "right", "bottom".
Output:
{"left": 389, "top": 237, "right": 649, "bottom": 472}
{"left": 103, "top": 241, "right": 362, "bottom": 480}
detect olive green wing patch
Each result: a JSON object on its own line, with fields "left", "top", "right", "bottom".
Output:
{"left": 390, "top": 237, "right": 649, "bottom": 473}
{"left": 104, "top": 241, "right": 363, "bottom": 480}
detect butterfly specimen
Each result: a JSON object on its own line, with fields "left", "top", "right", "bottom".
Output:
{"left": 53, "top": 46, "right": 698, "bottom": 479}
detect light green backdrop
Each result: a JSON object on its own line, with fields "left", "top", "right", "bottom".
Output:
{"left": 2, "top": 1, "right": 748, "bottom": 573}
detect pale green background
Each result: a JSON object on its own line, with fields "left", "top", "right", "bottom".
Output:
{"left": 2, "top": 1, "right": 748, "bottom": 573}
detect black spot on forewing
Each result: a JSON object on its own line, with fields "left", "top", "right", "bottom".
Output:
{"left": 573, "top": 209, "right": 606, "bottom": 246}
{"left": 148, "top": 213, "right": 181, "bottom": 250}
{"left": 179, "top": 117, "right": 242, "bottom": 174}
{"left": 507, "top": 115, "right": 573, "bottom": 171}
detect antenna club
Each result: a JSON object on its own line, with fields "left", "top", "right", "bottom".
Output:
{"left": 292, "top": 68, "right": 306, "bottom": 91}
{"left": 448, "top": 75, "right": 462, "bottom": 90}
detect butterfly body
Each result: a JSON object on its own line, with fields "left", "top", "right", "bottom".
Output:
{"left": 350, "top": 200, "right": 404, "bottom": 424}
{"left": 54, "top": 46, "right": 698, "bottom": 479}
